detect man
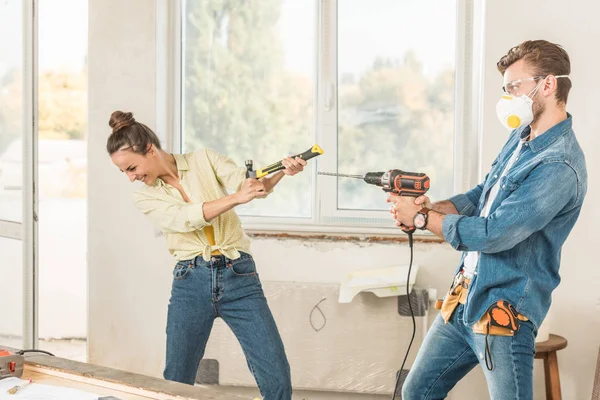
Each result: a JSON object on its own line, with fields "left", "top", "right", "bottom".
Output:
{"left": 388, "top": 40, "right": 587, "bottom": 399}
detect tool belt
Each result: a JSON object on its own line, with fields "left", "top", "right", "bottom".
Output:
{"left": 434, "top": 271, "right": 470, "bottom": 323}
{"left": 434, "top": 271, "right": 529, "bottom": 371}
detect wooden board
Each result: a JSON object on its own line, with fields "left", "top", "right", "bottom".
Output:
{"left": 22, "top": 369, "right": 151, "bottom": 399}
{"left": 14, "top": 356, "right": 249, "bottom": 400}
{"left": 23, "top": 367, "right": 170, "bottom": 400}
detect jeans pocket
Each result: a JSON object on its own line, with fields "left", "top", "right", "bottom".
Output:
{"left": 173, "top": 261, "right": 193, "bottom": 280}
{"left": 229, "top": 257, "right": 257, "bottom": 277}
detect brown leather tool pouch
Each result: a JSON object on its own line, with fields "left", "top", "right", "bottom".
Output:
{"left": 439, "top": 275, "right": 470, "bottom": 323}
{"left": 473, "top": 300, "right": 529, "bottom": 370}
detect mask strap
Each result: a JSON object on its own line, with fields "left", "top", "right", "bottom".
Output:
{"left": 528, "top": 75, "right": 570, "bottom": 98}
{"left": 527, "top": 79, "right": 545, "bottom": 98}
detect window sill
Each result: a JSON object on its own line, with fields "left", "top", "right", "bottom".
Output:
{"left": 246, "top": 229, "right": 446, "bottom": 245}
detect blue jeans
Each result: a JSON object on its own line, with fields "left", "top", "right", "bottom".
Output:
{"left": 164, "top": 252, "right": 291, "bottom": 400}
{"left": 402, "top": 303, "right": 537, "bottom": 400}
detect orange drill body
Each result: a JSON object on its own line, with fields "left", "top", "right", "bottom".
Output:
{"left": 363, "top": 169, "right": 430, "bottom": 197}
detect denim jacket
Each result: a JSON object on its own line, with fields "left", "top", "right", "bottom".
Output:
{"left": 442, "top": 114, "right": 587, "bottom": 329}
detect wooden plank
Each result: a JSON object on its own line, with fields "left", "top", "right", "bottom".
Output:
{"left": 21, "top": 356, "right": 249, "bottom": 400}
{"left": 23, "top": 370, "right": 156, "bottom": 400}
{"left": 0, "top": 345, "right": 248, "bottom": 400}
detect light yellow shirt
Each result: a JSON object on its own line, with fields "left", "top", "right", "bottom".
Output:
{"left": 132, "top": 148, "right": 255, "bottom": 262}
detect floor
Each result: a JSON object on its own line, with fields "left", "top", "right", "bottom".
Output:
{"left": 223, "top": 386, "right": 388, "bottom": 400}
{"left": 0, "top": 336, "right": 87, "bottom": 362}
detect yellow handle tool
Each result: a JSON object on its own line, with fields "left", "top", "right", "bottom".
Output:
{"left": 245, "top": 144, "right": 324, "bottom": 179}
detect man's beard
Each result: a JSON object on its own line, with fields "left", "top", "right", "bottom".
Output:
{"left": 531, "top": 96, "right": 545, "bottom": 125}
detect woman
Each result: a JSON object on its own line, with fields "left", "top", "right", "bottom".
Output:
{"left": 106, "top": 111, "right": 305, "bottom": 399}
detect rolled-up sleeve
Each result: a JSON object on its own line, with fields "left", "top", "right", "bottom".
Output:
{"left": 133, "top": 191, "right": 209, "bottom": 233}
{"left": 442, "top": 162, "right": 577, "bottom": 253}
{"left": 449, "top": 193, "right": 478, "bottom": 216}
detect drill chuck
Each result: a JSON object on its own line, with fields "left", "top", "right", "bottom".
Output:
{"left": 363, "top": 172, "right": 385, "bottom": 186}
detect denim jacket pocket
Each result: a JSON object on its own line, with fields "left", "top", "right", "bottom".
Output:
{"left": 173, "top": 260, "right": 194, "bottom": 280}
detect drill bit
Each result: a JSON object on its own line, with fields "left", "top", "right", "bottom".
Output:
{"left": 317, "top": 171, "right": 364, "bottom": 179}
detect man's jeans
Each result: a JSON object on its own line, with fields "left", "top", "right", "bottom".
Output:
{"left": 164, "top": 252, "right": 291, "bottom": 400}
{"left": 402, "top": 303, "right": 537, "bottom": 400}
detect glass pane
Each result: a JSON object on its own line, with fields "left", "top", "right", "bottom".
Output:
{"left": 0, "top": 237, "right": 23, "bottom": 348}
{"left": 0, "top": 0, "right": 24, "bottom": 223}
{"left": 37, "top": 0, "right": 88, "bottom": 361}
{"left": 337, "top": 0, "right": 457, "bottom": 210}
{"left": 0, "top": 0, "right": 24, "bottom": 349}
{"left": 182, "top": 0, "right": 315, "bottom": 218}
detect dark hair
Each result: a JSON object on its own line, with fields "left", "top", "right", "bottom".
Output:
{"left": 106, "top": 111, "right": 162, "bottom": 155}
{"left": 496, "top": 40, "right": 572, "bottom": 105}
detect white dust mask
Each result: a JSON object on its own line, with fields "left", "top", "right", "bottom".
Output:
{"left": 495, "top": 75, "right": 569, "bottom": 131}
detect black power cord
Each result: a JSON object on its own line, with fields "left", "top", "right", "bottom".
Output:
{"left": 16, "top": 349, "right": 55, "bottom": 357}
{"left": 392, "top": 232, "right": 416, "bottom": 399}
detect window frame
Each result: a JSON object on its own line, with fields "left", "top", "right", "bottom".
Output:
{"left": 158, "top": 0, "right": 483, "bottom": 235}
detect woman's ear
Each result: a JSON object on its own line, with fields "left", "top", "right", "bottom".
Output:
{"left": 146, "top": 143, "right": 156, "bottom": 156}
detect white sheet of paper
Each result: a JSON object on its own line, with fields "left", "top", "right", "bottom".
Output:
{"left": 0, "top": 377, "right": 99, "bottom": 400}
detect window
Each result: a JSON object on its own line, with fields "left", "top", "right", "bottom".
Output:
{"left": 0, "top": 0, "right": 88, "bottom": 357}
{"left": 176, "top": 0, "right": 469, "bottom": 232}
{"left": 181, "top": 0, "right": 315, "bottom": 218}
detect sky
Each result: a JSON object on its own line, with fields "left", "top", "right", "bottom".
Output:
{"left": 278, "top": 0, "right": 457, "bottom": 78}
{"left": 0, "top": 0, "right": 456, "bottom": 79}
{"left": 0, "top": 0, "right": 88, "bottom": 76}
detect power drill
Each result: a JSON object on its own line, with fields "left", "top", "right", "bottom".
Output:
{"left": 318, "top": 169, "right": 430, "bottom": 196}
{"left": 318, "top": 169, "right": 430, "bottom": 234}
{"left": 361, "top": 170, "right": 430, "bottom": 197}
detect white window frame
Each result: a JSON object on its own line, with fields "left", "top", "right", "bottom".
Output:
{"left": 0, "top": 0, "right": 39, "bottom": 350}
{"left": 157, "top": 0, "right": 484, "bottom": 235}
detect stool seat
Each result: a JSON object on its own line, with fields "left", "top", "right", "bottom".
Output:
{"left": 535, "top": 334, "right": 568, "bottom": 400}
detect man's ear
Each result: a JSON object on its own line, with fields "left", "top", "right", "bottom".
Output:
{"left": 544, "top": 75, "right": 559, "bottom": 97}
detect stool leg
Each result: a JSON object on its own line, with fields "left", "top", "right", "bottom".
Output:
{"left": 543, "top": 351, "right": 562, "bottom": 400}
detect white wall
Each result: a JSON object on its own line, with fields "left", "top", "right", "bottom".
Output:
{"left": 88, "top": 0, "right": 174, "bottom": 376}
{"left": 88, "top": 1, "right": 600, "bottom": 399}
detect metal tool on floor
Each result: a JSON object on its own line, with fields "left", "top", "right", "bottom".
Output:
{"left": 0, "top": 350, "right": 24, "bottom": 379}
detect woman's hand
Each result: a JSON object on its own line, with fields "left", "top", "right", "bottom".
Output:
{"left": 235, "top": 179, "right": 267, "bottom": 204}
{"left": 281, "top": 156, "right": 307, "bottom": 176}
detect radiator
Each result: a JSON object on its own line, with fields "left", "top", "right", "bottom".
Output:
{"left": 201, "top": 281, "right": 428, "bottom": 394}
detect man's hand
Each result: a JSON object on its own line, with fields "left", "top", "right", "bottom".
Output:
{"left": 414, "top": 195, "right": 433, "bottom": 209}
{"left": 281, "top": 156, "right": 307, "bottom": 176}
{"left": 387, "top": 194, "right": 423, "bottom": 230}
{"left": 235, "top": 178, "right": 267, "bottom": 204}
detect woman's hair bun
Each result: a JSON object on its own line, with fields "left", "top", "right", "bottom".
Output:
{"left": 109, "top": 111, "right": 136, "bottom": 133}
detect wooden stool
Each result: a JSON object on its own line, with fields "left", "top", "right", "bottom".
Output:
{"left": 535, "top": 334, "right": 568, "bottom": 400}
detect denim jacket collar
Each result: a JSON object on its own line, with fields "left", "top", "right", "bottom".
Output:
{"left": 519, "top": 113, "right": 573, "bottom": 153}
